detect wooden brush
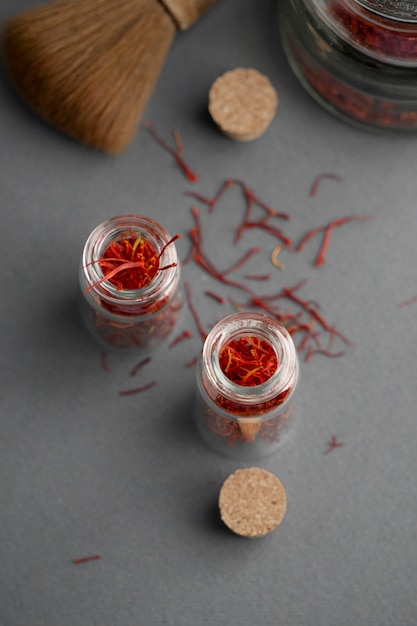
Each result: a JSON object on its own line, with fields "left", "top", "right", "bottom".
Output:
{"left": 2, "top": 0, "right": 218, "bottom": 153}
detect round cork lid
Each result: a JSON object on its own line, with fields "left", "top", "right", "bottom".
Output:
{"left": 218, "top": 467, "right": 287, "bottom": 538}
{"left": 208, "top": 68, "right": 278, "bottom": 141}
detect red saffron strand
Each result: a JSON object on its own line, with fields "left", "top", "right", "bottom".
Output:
{"left": 324, "top": 435, "right": 345, "bottom": 454}
{"left": 308, "top": 348, "right": 345, "bottom": 360}
{"left": 186, "top": 356, "right": 198, "bottom": 367}
{"left": 119, "top": 381, "right": 157, "bottom": 396}
{"left": 235, "top": 216, "right": 292, "bottom": 247}
{"left": 184, "top": 281, "right": 207, "bottom": 341}
{"left": 184, "top": 179, "right": 234, "bottom": 213}
{"left": 187, "top": 206, "right": 255, "bottom": 296}
{"left": 73, "top": 555, "right": 101, "bottom": 564}
{"left": 204, "top": 290, "right": 225, "bottom": 304}
{"left": 233, "top": 179, "right": 291, "bottom": 220}
{"left": 316, "top": 216, "right": 375, "bottom": 266}
{"left": 169, "top": 329, "right": 192, "bottom": 348}
{"left": 157, "top": 233, "right": 182, "bottom": 260}
{"left": 221, "top": 247, "right": 262, "bottom": 276}
{"left": 244, "top": 273, "right": 272, "bottom": 281}
{"left": 232, "top": 179, "right": 292, "bottom": 246}
{"left": 282, "top": 284, "right": 354, "bottom": 345}
{"left": 144, "top": 122, "right": 198, "bottom": 183}
{"left": 398, "top": 295, "right": 417, "bottom": 308}
{"left": 100, "top": 351, "right": 111, "bottom": 373}
{"left": 309, "top": 173, "right": 343, "bottom": 197}
{"left": 296, "top": 216, "right": 375, "bottom": 266}
{"left": 130, "top": 356, "right": 151, "bottom": 377}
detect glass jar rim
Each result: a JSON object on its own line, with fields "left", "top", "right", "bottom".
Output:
{"left": 202, "top": 311, "right": 299, "bottom": 405}
{"left": 81, "top": 215, "right": 179, "bottom": 308}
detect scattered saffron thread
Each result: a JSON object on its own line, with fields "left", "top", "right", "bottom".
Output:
{"left": 184, "top": 282, "right": 207, "bottom": 341}
{"left": 100, "top": 351, "right": 111, "bottom": 373}
{"left": 296, "top": 215, "right": 375, "bottom": 266}
{"left": 185, "top": 177, "right": 291, "bottom": 246}
{"left": 243, "top": 273, "right": 272, "bottom": 281}
{"left": 169, "top": 329, "right": 193, "bottom": 348}
{"left": 324, "top": 435, "right": 345, "bottom": 454}
{"left": 309, "top": 173, "right": 343, "bottom": 197}
{"left": 186, "top": 356, "right": 198, "bottom": 367}
{"left": 144, "top": 122, "right": 198, "bottom": 183}
{"left": 204, "top": 290, "right": 225, "bottom": 304}
{"left": 399, "top": 295, "right": 417, "bottom": 308}
{"left": 119, "top": 381, "right": 157, "bottom": 396}
{"left": 184, "top": 179, "right": 234, "bottom": 213}
{"left": 185, "top": 280, "right": 207, "bottom": 340}
{"left": 185, "top": 206, "right": 255, "bottom": 296}
{"left": 73, "top": 555, "right": 101, "bottom": 564}
{"left": 130, "top": 356, "right": 151, "bottom": 377}
{"left": 243, "top": 279, "right": 353, "bottom": 359}
{"left": 221, "top": 247, "right": 262, "bottom": 276}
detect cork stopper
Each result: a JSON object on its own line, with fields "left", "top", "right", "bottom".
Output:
{"left": 160, "top": 0, "right": 219, "bottom": 29}
{"left": 208, "top": 68, "right": 278, "bottom": 141}
{"left": 218, "top": 467, "right": 287, "bottom": 538}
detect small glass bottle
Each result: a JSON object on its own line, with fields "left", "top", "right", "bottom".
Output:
{"left": 279, "top": 0, "right": 417, "bottom": 131}
{"left": 195, "top": 312, "right": 299, "bottom": 461}
{"left": 79, "top": 215, "right": 182, "bottom": 352}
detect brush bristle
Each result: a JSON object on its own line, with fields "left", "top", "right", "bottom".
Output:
{"left": 2, "top": 0, "right": 176, "bottom": 153}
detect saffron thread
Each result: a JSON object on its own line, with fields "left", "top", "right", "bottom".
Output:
{"left": 205, "top": 290, "right": 226, "bottom": 304}
{"left": 119, "top": 381, "right": 157, "bottom": 396}
{"left": 324, "top": 435, "right": 345, "bottom": 454}
{"left": 184, "top": 179, "right": 234, "bottom": 213}
{"left": 185, "top": 280, "right": 207, "bottom": 340}
{"left": 296, "top": 215, "right": 375, "bottom": 266}
{"left": 243, "top": 273, "right": 272, "bottom": 281}
{"left": 144, "top": 121, "right": 198, "bottom": 183}
{"left": 309, "top": 173, "right": 343, "bottom": 197}
{"left": 130, "top": 356, "right": 151, "bottom": 377}
{"left": 219, "top": 336, "right": 278, "bottom": 386}
{"left": 100, "top": 351, "right": 111, "bottom": 373}
{"left": 73, "top": 555, "right": 101, "bottom": 564}
{"left": 399, "top": 295, "right": 417, "bottom": 308}
{"left": 169, "top": 329, "right": 193, "bottom": 348}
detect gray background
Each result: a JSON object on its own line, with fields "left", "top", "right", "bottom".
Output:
{"left": 1, "top": 0, "right": 416, "bottom": 624}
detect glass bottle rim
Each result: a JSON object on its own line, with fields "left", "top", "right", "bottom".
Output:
{"left": 81, "top": 215, "right": 179, "bottom": 309}
{"left": 201, "top": 311, "right": 299, "bottom": 405}
{"left": 355, "top": 0, "right": 417, "bottom": 22}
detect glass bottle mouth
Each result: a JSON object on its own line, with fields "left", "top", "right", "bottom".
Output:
{"left": 81, "top": 215, "right": 179, "bottom": 314}
{"left": 202, "top": 312, "right": 299, "bottom": 407}
{"left": 300, "top": 0, "right": 417, "bottom": 67}
{"left": 354, "top": 0, "right": 417, "bottom": 22}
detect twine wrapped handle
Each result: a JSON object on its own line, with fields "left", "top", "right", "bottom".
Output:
{"left": 160, "top": 0, "right": 218, "bottom": 29}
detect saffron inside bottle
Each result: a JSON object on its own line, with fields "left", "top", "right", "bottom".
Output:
{"left": 196, "top": 312, "right": 299, "bottom": 460}
{"left": 79, "top": 215, "right": 183, "bottom": 351}
{"left": 279, "top": 0, "right": 417, "bottom": 131}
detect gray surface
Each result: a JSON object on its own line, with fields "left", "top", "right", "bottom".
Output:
{"left": 1, "top": 0, "right": 416, "bottom": 624}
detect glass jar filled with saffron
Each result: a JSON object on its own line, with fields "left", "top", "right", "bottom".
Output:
{"left": 279, "top": 0, "right": 417, "bottom": 131}
{"left": 196, "top": 312, "right": 299, "bottom": 460}
{"left": 80, "top": 215, "right": 182, "bottom": 351}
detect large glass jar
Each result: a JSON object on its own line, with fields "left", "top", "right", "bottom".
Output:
{"left": 195, "top": 312, "right": 299, "bottom": 461}
{"left": 279, "top": 0, "right": 417, "bottom": 131}
{"left": 79, "top": 215, "right": 182, "bottom": 352}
